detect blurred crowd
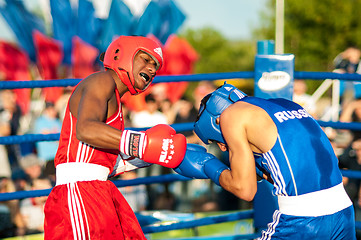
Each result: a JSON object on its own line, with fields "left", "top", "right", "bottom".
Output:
{"left": 1, "top": 46, "right": 361, "bottom": 238}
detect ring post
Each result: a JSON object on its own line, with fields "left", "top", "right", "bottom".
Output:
{"left": 257, "top": 40, "right": 275, "bottom": 55}
{"left": 253, "top": 40, "right": 295, "bottom": 232}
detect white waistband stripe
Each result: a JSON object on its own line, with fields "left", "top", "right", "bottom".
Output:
{"left": 56, "top": 162, "right": 110, "bottom": 186}
{"left": 278, "top": 183, "right": 352, "bottom": 217}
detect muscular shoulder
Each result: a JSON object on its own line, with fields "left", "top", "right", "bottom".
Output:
{"left": 222, "top": 101, "right": 264, "bottom": 124}
{"left": 221, "top": 101, "right": 277, "bottom": 153}
{"left": 74, "top": 71, "right": 116, "bottom": 97}
{"left": 82, "top": 71, "right": 115, "bottom": 89}
{"left": 69, "top": 71, "right": 117, "bottom": 116}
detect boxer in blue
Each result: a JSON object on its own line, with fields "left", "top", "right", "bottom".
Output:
{"left": 174, "top": 83, "right": 356, "bottom": 239}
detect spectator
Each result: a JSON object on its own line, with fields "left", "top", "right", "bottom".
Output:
{"left": 33, "top": 102, "right": 62, "bottom": 183}
{"left": 339, "top": 139, "right": 361, "bottom": 202}
{"left": 153, "top": 182, "right": 177, "bottom": 211}
{"left": 150, "top": 83, "right": 169, "bottom": 106}
{"left": 193, "top": 81, "right": 217, "bottom": 111}
{"left": 293, "top": 79, "right": 317, "bottom": 117}
{"left": 130, "top": 94, "right": 173, "bottom": 208}
{"left": 20, "top": 177, "right": 52, "bottom": 234}
{"left": 0, "top": 177, "right": 25, "bottom": 238}
{"left": 55, "top": 87, "right": 73, "bottom": 121}
{"left": 0, "top": 90, "right": 22, "bottom": 170}
{"left": 131, "top": 93, "right": 168, "bottom": 128}
{"left": 0, "top": 143, "right": 11, "bottom": 180}
{"left": 339, "top": 98, "right": 361, "bottom": 145}
{"left": 118, "top": 171, "right": 148, "bottom": 212}
{"left": 334, "top": 46, "right": 361, "bottom": 102}
{"left": 339, "top": 138, "right": 361, "bottom": 239}
{"left": 159, "top": 98, "right": 176, "bottom": 124}
{"left": 334, "top": 46, "right": 361, "bottom": 74}
{"left": 19, "top": 154, "right": 44, "bottom": 186}
{"left": 173, "top": 97, "right": 199, "bottom": 143}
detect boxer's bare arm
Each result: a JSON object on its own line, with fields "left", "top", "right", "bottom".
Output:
{"left": 69, "top": 71, "right": 122, "bottom": 149}
{"left": 218, "top": 102, "right": 277, "bottom": 201}
{"left": 218, "top": 104, "right": 258, "bottom": 201}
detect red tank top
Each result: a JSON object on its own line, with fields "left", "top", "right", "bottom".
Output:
{"left": 54, "top": 90, "right": 124, "bottom": 171}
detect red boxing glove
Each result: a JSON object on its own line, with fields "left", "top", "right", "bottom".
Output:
{"left": 120, "top": 124, "right": 187, "bottom": 168}
{"left": 143, "top": 124, "right": 186, "bottom": 168}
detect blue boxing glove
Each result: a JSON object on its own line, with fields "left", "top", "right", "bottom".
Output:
{"left": 173, "top": 144, "right": 229, "bottom": 186}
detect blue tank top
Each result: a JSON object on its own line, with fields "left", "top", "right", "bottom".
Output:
{"left": 241, "top": 97, "right": 342, "bottom": 196}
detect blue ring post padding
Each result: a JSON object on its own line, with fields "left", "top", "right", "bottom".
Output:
{"left": 142, "top": 210, "right": 254, "bottom": 234}
{"left": 257, "top": 40, "right": 275, "bottom": 55}
{"left": 253, "top": 180, "right": 278, "bottom": 231}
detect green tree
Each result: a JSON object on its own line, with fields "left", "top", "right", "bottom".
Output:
{"left": 179, "top": 27, "right": 257, "bottom": 97}
{"left": 180, "top": 27, "right": 256, "bottom": 73}
{"left": 256, "top": 0, "right": 361, "bottom": 72}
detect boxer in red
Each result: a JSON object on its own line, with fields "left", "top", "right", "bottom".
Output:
{"left": 44, "top": 36, "right": 186, "bottom": 240}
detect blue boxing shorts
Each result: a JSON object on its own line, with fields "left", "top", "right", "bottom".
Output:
{"left": 259, "top": 206, "right": 356, "bottom": 240}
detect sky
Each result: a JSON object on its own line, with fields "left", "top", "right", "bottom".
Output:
{"left": 174, "top": 0, "right": 268, "bottom": 40}
{"left": 0, "top": 0, "right": 269, "bottom": 42}
{"left": 93, "top": 0, "right": 269, "bottom": 40}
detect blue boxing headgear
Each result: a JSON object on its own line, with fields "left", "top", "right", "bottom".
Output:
{"left": 194, "top": 83, "right": 247, "bottom": 144}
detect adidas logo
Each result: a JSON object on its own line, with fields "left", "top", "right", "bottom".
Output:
{"left": 154, "top": 47, "right": 163, "bottom": 60}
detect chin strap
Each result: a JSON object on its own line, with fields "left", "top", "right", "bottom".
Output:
{"left": 117, "top": 70, "right": 139, "bottom": 95}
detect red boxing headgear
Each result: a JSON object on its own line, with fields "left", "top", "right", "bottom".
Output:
{"left": 103, "top": 36, "right": 163, "bottom": 95}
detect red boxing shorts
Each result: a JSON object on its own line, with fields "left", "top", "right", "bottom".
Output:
{"left": 44, "top": 180, "right": 146, "bottom": 240}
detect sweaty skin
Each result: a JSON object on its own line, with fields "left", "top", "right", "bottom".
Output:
{"left": 69, "top": 51, "right": 157, "bottom": 150}
{"left": 216, "top": 101, "right": 277, "bottom": 201}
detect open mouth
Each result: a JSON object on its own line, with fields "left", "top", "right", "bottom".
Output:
{"left": 140, "top": 72, "right": 150, "bottom": 82}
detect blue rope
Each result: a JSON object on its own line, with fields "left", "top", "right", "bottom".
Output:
{"left": 0, "top": 122, "right": 195, "bottom": 144}
{"left": 0, "top": 72, "right": 255, "bottom": 90}
{"left": 1, "top": 170, "right": 360, "bottom": 201}
{"left": 0, "top": 79, "right": 81, "bottom": 89}
{"left": 0, "top": 174, "right": 191, "bottom": 201}
{"left": 142, "top": 210, "right": 254, "bottom": 234}
{"left": 317, "top": 121, "right": 361, "bottom": 130}
{"left": 171, "top": 233, "right": 262, "bottom": 240}
{"left": 340, "top": 169, "right": 361, "bottom": 180}
{"left": 295, "top": 71, "right": 361, "bottom": 81}
{"left": 1, "top": 71, "right": 361, "bottom": 90}
{"left": 1, "top": 121, "right": 360, "bottom": 145}
{"left": 112, "top": 173, "right": 191, "bottom": 188}
{"left": 153, "top": 72, "right": 255, "bottom": 83}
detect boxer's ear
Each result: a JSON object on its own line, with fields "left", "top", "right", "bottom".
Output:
{"left": 216, "top": 142, "right": 228, "bottom": 152}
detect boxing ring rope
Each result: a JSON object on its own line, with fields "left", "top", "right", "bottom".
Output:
{"left": 0, "top": 70, "right": 360, "bottom": 89}
{"left": 1, "top": 70, "right": 361, "bottom": 238}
